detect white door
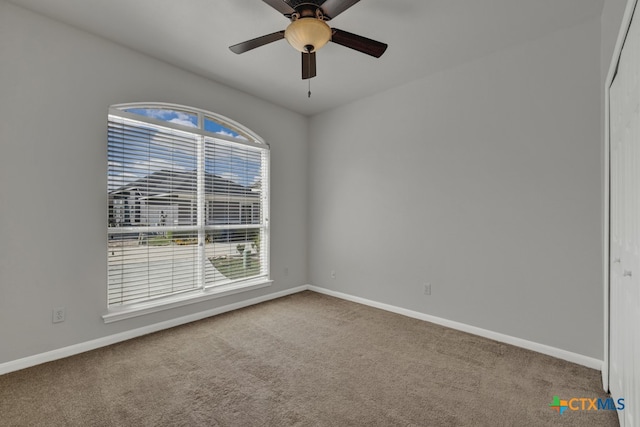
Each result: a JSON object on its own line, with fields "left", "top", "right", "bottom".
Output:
{"left": 609, "top": 3, "right": 640, "bottom": 425}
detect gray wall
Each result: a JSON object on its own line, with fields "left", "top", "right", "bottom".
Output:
{"left": 0, "top": 2, "right": 308, "bottom": 364}
{"left": 308, "top": 19, "right": 604, "bottom": 358}
{"left": 602, "top": 0, "right": 631, "bottom": 82}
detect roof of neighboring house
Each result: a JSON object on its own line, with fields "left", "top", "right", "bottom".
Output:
{"left": 110, "top": 169, "right": 257, "bottom": 198}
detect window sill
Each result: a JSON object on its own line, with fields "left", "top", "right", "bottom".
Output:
{"left": 102, "top": 278, "right": 272, "bottom": 323}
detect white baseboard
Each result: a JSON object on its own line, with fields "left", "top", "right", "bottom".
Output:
{"left": 307, "top": 285, "right": 604, "bottom": 371}
{"left": 0, "top": 284, "right": 603, "bottom": 375}
{"left": 0, "top": 285, "right": 308, "bottom": 376}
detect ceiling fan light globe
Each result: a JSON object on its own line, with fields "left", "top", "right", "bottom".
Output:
{"left": 284, "top": 18, "right": 332, "bottom": 53}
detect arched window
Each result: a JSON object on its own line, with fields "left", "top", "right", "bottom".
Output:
{"left": 106, "top": 103, "right": 270, "bottom": 316}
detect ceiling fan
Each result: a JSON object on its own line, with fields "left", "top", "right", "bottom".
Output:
{"left": 229, "top": 0, "right": 388, "bottom": 80}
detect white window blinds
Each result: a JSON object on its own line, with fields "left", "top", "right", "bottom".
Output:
{"left": 107, "top": 106, "right": 269, "bottom": 307}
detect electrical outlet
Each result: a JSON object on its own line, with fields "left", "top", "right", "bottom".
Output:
{"left": 331, "top": 270, "right": 336, "bottom": 279}
{"left": 52, "top": 307, "right": 65, "bottom": 323}
{"left": 424, "top": 283, "right": 431, "bottom": 296}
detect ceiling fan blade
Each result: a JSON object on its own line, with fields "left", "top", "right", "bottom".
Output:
{"left": 320, "top": 0, "right": 360, "bottom": 20}
{"left": 229, "top": 31, "right": 285, "bottom": 54}
{"left": 331, "top": 28, "right": 388, "bottom": 58}
{"left": 302, "top": 51, "right": 317, "bottom": 80}
{"left": 262, "top": 0, "right": 296, "bottom": 16}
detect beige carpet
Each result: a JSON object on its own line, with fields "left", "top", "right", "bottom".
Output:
{"left": 0, "top": 291, "right": 618, "bottom": 426}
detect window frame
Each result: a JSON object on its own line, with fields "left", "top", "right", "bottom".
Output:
{"left": 104, "top": 103, "right": 271, "bottom": 323}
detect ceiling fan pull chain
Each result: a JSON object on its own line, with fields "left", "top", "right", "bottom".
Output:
{"left": 308, "top": 78, "right": 311, "bottom": 98}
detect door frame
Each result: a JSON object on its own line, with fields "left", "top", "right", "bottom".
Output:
{"left": 603, "top": 0, "right": 639, "bottom": 392}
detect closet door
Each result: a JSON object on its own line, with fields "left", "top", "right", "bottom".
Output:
{"left": 609, "top": 4, "right": 640, "bottom": 425}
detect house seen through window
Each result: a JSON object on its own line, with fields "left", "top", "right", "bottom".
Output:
{"left": 107, "top": 104, "right": 269, "bottom": 309}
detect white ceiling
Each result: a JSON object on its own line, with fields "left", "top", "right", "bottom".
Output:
{"left": 8, "top": 0, "right": 605, "bottom": 116}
